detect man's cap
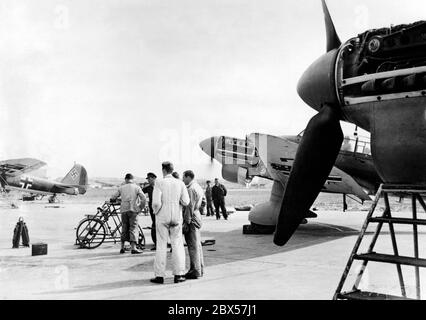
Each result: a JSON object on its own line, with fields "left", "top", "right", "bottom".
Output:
{"left": 146, "top": 172, "right": 157, "bottom": 179}
{"left": 125, "top": 173, "right": 134, "bottom": 180}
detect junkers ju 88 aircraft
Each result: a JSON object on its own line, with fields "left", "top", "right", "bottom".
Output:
{"left": 200, "top": 131, "right": 382, "bottom": 233}
{"left": 0, "top": 158, "right": 88, "bottom": 203}
{"left": 274, "top": 0, "right": 426, "bottom": 246}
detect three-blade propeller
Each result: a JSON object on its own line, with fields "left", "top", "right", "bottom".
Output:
{"left": 274, "top": 0, "right": 344, "bottom": 246}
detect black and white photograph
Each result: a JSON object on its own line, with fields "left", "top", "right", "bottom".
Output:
{"left": 1, "top": 0, "right": 426, "bottom": 308}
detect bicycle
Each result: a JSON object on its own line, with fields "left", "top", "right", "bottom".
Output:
{"left": 75, "top": 201, "right": 145, "bottom": 249}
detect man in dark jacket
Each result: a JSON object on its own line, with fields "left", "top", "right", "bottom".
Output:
{"left": 143, "top": 172, "right": 157, "bottom": 250}
{"left": 205, "top": 180, "right": 214, "bottom": 217}
{"left": 211, "top": 178, "right": 228, "bottom": 220}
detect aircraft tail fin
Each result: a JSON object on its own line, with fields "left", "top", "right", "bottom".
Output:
{"left": 61, "top": 164, "right": 88, "bottom": 194}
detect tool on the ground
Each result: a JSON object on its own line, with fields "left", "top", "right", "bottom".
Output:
{"left": 12, "top": 217, "right": 30, "bottom": 248}
{"left": 32, "top": 243, "right": 48, "bottom": 256}
{"left": 334, "top": 184, "right": 426, "bottom": 300}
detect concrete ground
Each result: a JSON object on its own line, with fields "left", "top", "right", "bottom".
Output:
{"left": 0, "top": 192, "right": 425, "bottom": 300}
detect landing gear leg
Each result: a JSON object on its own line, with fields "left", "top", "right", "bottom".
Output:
{"left": 343, "top": 194, "right": 348, "bottom": 212}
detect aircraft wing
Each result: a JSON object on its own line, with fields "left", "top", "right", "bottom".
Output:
{"left": 323, "top": 167, "right": 371, "bottom": 201}
{"left": 248, "top": 133, "right": 371, "bottom": 202}
{"left": 0, "top": 158, "right": 47, "bottom": 177}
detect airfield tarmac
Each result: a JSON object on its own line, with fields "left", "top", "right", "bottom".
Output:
{"left": 0, "top": 188, "right": 425, "bottom": 300}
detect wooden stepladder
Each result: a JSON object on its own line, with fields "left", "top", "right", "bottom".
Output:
{"left": 334, "top": 184, "right": 426, "bottom": 300}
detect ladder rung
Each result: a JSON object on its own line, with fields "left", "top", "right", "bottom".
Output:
{"left": 382, "top": 184, "right": 426, "bottom": 192}
{"left": 369, "top": 217, "right": 426, "bottom": 225}
{"left": 337, "top": 290, "right": 414, "bottom": 301}
{"left": 354, "top": 253, "right": 426, "bottom": 267}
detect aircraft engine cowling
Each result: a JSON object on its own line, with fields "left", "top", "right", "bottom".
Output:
{"left": 222, "top": 165, "right": 252, "bottom": 185}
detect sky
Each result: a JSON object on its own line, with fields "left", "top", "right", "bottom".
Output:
{"left": 1, "top": 0, "right": 426, "bottom": 179}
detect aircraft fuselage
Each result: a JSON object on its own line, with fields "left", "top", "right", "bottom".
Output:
{"left": 5, "top": 175, "right": 79, "bottom": 196}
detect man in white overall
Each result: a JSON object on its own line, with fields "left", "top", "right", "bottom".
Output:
{"left": 151, "top": 162, "right": 189, "bottom": 284}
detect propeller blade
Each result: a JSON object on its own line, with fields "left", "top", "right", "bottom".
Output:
{"left": 322, "top": 0, "right": 341, "bottom": 52}
{"left": 211, "top": 136, "right": 215, "bottom": 163}
{"left": 274, "top": 104, "right": 343, "bottom": 246}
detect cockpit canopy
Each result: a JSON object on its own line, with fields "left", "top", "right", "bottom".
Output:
{"left": 297, "top": 130, "right": 371, "bottom": 156}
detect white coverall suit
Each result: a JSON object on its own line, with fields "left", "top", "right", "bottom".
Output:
{"left": 152, "top": 174, "right": 190, "bottom": 277}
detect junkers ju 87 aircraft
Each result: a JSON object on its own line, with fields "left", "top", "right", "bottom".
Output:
{"left": 0, "top": 158, "right": 88, "bottom": 203}
{"left": 200, "top": 131, "right": 382, "bottom": 233}
{"left": 274, "top": 0, "right": 426, "bottom": 246}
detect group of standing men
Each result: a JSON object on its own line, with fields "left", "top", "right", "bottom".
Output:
{"left": 204, "top": 178, "right": 228, "bottom": 220}
{"left": 111, "top": 161, "right": 226, "bottom": 284}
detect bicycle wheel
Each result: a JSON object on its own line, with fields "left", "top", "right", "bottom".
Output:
{"left": 76, "top": 218, "right": 106, "bottom": 249}
{"left": 137, "top": 226, "right": 145, "bottom": 249}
